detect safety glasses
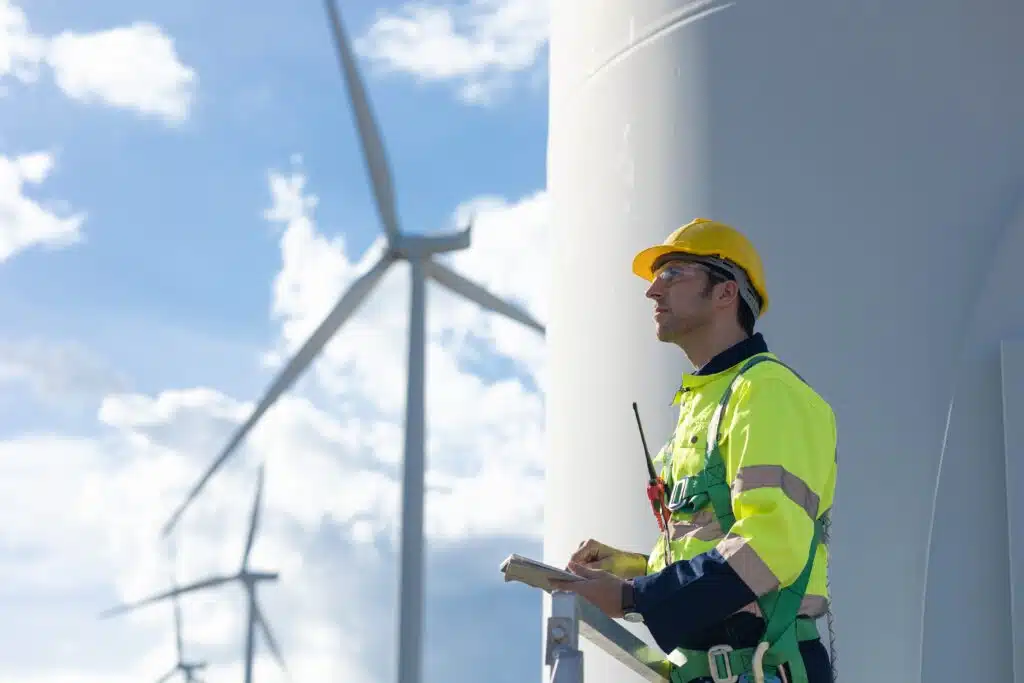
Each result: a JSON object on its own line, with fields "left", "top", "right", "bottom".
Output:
{"left": 653, "top": 262, "right": 709, "bottom": 285}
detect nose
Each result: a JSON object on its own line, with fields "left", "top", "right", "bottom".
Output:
{"left": 646, "top": 278, "right": 663, "bottom": 300}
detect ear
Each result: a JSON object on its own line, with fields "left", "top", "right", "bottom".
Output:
{"left": 715, "top": 279, "right": 740, "bottom": 308}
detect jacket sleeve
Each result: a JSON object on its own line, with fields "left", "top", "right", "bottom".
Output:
{"left": 631, "top": 549, "right": 757, "bottom": 653}
{"left": 713, "top": 374, "right": 836, "bottom": 596}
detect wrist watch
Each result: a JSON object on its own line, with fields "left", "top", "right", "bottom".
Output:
{"left": 622, "top": 580, "right": 643, "bottom": 623}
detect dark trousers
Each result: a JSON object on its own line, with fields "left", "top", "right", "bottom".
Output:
{"left": 678, "top": 613, "right": 833, "bottom": 683}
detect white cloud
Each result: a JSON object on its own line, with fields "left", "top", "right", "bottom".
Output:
{"left": 0, "top": 161, "right": 550, "bottom": 682}
{"left": 356, "top": 0, "right": 549, "bottom": 105}
{"left": 0, "top": 0, "right": 195, "bottom": 123}
{"left": 0, "top": 151, "right": 85, "bottom": 262}
{"left": 0, "top": 338, "right": 126, "bottom": 405}
{"left": 444, "top": 190, "right": 549, "bottom": 374}
{"left": 0, "top": 0, "right": 44, "bottom": 85}
{"left": 47, "top": 23, "right": 196, "bottom": 124}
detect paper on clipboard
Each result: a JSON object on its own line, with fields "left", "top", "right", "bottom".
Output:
{"left": 500, "top": 553, "right": 583, "bottom": 593}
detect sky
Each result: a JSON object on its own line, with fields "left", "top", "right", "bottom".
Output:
{"left": 0, "top": 0, "right": 552, "bottom": 681}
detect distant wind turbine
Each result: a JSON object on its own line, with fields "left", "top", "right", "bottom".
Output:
{"left": 156, "top": 3, "right": 545, "bottom": 683}
{"left": 105, "top": 466, "right": 284, "bottom": 683}
{"left": 156, "top": 544, "right": 207, "bottom": 683}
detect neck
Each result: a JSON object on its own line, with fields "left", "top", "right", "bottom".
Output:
{"left": 678, "top": 324, "right": 749, "bottom": 371}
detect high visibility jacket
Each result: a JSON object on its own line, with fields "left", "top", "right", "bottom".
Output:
{"left": 645, "top": 351, "right": 837, "bottom": 619}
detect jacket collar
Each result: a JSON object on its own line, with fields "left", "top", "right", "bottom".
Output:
{"left": 696, "top": 332, "right": 768, "bottom": 376}
{"left": 672, "top": 333, "right": 770, "bottom": 403}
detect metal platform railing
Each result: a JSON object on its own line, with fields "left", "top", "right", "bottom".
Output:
{"left": 545, "top": 591, "right": 673, "bottom": 683}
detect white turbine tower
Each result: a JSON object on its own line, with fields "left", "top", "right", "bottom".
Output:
{"left": 545, "top": 1, "right": 1023, "bottom": 682}
{"left": 156, "top": 3, "right": 546, "bottom": 683}
{"left": 105, "top": 466, "right": 285, "bottom": 683}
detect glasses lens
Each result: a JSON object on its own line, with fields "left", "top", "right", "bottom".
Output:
{"left": 656, "top": 263, "right": 701, "bottom": 282}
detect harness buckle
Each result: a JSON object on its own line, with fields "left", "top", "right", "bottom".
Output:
{"left": 707, "top": 644, "right": 739, "bottom": 683}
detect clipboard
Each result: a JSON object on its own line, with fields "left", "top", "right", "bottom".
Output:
{"left": 500, "top": 553, "right": 583, "bottom": 593}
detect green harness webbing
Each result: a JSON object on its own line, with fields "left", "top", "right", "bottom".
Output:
{"left": 669, "top": 618, "right": 822, "bottom": 683}
{"left": 666, "top": 354, "right": 826, "bottom": 683}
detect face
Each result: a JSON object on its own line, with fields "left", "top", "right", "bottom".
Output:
{"left": 645, "top": 258, "right": 737, "bottom": 343}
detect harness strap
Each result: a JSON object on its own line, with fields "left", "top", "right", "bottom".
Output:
{"left": 668, "top": 619, "right": 821, "bottom": 683}
{"left": 670, "top": 354, "right": 825, "bottom": 683}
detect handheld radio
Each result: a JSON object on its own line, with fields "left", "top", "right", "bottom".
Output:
{"left": 632, "top": 402, "right": 671, "bottom": 532}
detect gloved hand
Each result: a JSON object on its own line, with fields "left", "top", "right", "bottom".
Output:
{"left": 568, "top": 539, "right": 648, "bottom": 579}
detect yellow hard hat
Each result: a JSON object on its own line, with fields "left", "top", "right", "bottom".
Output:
{"left": 631, "top": 218, "right": 770, "bottom": 317}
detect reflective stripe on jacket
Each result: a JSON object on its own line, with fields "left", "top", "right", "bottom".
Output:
{"left": 645, "top": 351, "right": 837, "bottom": 619}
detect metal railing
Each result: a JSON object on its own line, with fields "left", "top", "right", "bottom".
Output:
{"left": 545, "top": 591, "right": 673, "bottom": 683}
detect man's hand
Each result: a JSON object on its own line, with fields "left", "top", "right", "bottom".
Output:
{"left": 569, "top": 539, "right": 648, "bottom": 579}
{"left": 549, "top": 562, "right": 627, "bottom": 619}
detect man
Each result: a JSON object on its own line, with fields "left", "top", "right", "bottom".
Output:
{"left": 549, "top": 218, "right": 837, "bottom": 683}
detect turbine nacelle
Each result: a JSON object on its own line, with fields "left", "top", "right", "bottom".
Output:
{"left": 392, "top": 220, "right": 473, "bottom": 259}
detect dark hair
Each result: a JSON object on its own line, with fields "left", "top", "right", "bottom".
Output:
{"left": 737, "top": 299, "right": 756, "bottom": 336}
{"left": 703, "top": 269, "right": 756, "bottom": 337}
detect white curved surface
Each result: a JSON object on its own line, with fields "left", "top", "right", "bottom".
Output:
{"left": 920, "top": 201, "right": 1024, "bottom": 683}
{"left": 544, "top": 1, "right": 1024, "bottom": 682}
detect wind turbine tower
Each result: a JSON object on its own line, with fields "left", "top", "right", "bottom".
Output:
{"left": 104, "top": 465, "right": 285, "bottom": 683}
{"left": 545, "top": 1, "right": 1023, "bottom": 683}
{"left": 155, "top": 4, "right": 546, "bottom": 683}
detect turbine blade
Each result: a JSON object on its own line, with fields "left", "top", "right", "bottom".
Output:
{"left": 155, "top": 667, "right": 176, "bottom": 683}
{"left": 426, "top": 261, "right": 545, "bottom": 334}
{"left": 241, "top": 464, "right": 265, "bottom": 568}
{"left": 160, "top": 252, "right": 394, "bottom": 536}
{"left": 324, "top": 0, "right": 401, "bottom": 241}
{"left": 100, "top": 575, "right": 234, "bottom": 618}
{"left": 254, "top": 603, "right": 287, "bottom": 670}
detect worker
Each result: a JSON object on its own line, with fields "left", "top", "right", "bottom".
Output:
{"left": 549, "top": 218, "right": 837, "bottom": 683}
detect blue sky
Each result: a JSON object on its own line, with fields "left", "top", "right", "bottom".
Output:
{"left": 0, "top": 0, "right": 551, "bottom": 681}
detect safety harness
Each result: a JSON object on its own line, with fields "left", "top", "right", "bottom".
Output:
{"left": 662, "top": 354, "right": 830, "bottom": 683}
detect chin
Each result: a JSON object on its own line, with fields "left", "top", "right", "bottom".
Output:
{"left": 654, "top": 325, "right": 677, "bottom": 343}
